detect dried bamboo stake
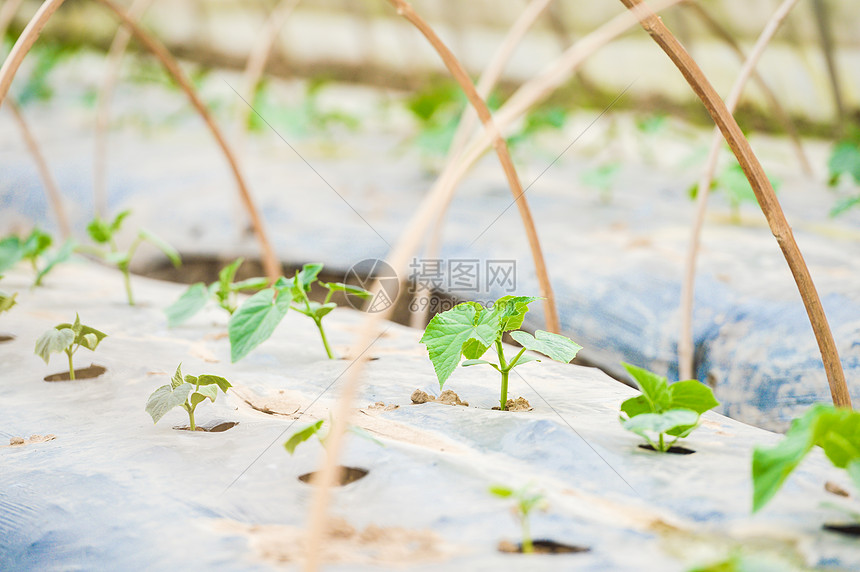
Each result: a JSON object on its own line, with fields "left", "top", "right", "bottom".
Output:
{"left": 7, "top": 100, "right": 70, "bottom": 238}
{"left": 811, "top": 0, "right": 844, "bottom": 132}
{"left": 303, "top": 3, "right": 686, "bottom": 570}
{"left": 684, "top": 0, "right": 811, "bottom": 176}
{"left": 679, "top": 0, "right": 800, "bottom": 381}
{"left": 93, "top": 0, "right": 155, "bottom": 217}
{"left": 618, "top": 0, "right": 850, "bottom": 407}
{"left": 90, "top": 0, "right": 281, "bottom": 281}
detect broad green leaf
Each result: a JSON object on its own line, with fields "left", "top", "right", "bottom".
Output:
{"left": 0, "top": 236, "right": 22, "bottom": 273}
{"left": 296, "top": 263, "right": 323, "bottom": 291}
{"left": 184, "top": 374, "right": 198, "bottom": 386}
{"left": 420, "top": 302, "right": 501, "bottom": 388}
{"left": 57, "top": 319, "right": 107, "bottom": 350}
{"left": 512, "top": 354, "right": 541, "bottom": 366}
{"left": 218, "top": 258, "right": 244, "bottom": 292}
{"left": 462, "top": 359, "right": 493, "bottom": 367}
{"left": 21, "top": 229, "right": 52, "bottom": 260}
{"left": 622, "top": 409, "right": 699, "bottom": 437}
{"left": 189, "top": 392, "right": 210, "bottom": 409}
{"left": 322, "top": 282, "right": 372, "bottom": 299}
{"left": 828, "top": 141, "right": 860, "bottom": 185}
{"left": 34, "top": 327, "right": 74, "bottom": 362}
{"left": 489, "top": 296, "right": 539, "bottom": 333}
{"left": 461, "top": 337, "right": 491, "bottom": 360}
{"left": 817, "top": 410, "right": 860, "bottom": 469}
{"left": 145, "top": 382, "right": 193, "bottom": 424}
{"left": 81, "top": 333, "right": 97, "bottom": 350}
{"left": 192, "top": 383, "right": 219, "bottom": 404}
{"left": 232, "top": 277, "right": 269, "bottom": 291}
{"left": 139, "top": 229, "right": 181, "bottom": 267}
{"left": 170, "top": 364, "right": 184, "bottom": 389}
{"left": 195, "top": 374, "right": 232, "bottom": 393}
{"left": 228, "top": 287, "right": 292, "bottom": 362}
{"left": 489, "top": 485, "right": 514, "bottom": 498}
{"left": 284, "top": 419, "right": 324, "bottom": 455}
{"left": 0, "top": 291, "right": 16, "bottom": 314}
{"left": 509, "top": 330, "right": 582, "bottom": 363}
{"left": 34, "top": 239, "right": 75, "bottom": 286}
{"left": 622, "top": 363, "right": 671, "bottom": 413}
{"left": 668, "top": 380, "right": 720, "bottom": 414}
{"left": 620, "top": 395, "right": 653, "bottom": 419}
{"left": 165, "top": 283, "right": 209, "bottom": 327}
{"left": 86, "top": 216, "right": 114, "bottom": 243}
{"left": 830, "top": 195, "right": 860, "bottom": 217}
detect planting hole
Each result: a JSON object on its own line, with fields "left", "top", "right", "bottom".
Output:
{"left": 638, "top": 444, "right": 696, "bottom": 455}
{"left": 0, "top": 334, "right": 14, "bottom": 343}
{"left": 174, "top": 421, "right": 239, "bottom": 432}
{"left": 498, "top": 539, "right": 590, "bottom": 554}
{"left": 823, "top": 524, "right": 860, "bottom": 537}
{"left": 298, "top": 466, "right": 368, "bottom": 486}
{"left": 44, "top": 365, "right": 107, "bottom": 382}
{"left": 491, "top": 397, "right": 533, "bottom": 412}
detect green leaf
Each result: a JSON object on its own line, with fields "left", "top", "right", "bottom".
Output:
{"left": 192, "top": 384, "right": 219, "bottom": 405}
{"left": 284, "top": 419, "right": 324, "bottom": 455}
{"left": 512, "top": 354, "right": 541, "bottom": 366}
{"left": 309, "top": 301, "right": 337, "bottom": 320}
{"left": 145, "top": 382, "right": 193, "bottom": 424}
{"left": 195, "top": 374, "right": 232, "bottom": 393}
{"left": 0, "top": 236, "right": 22, "bottom": 273}
{"left": 848, "top": 460, "right": 860, "bottom": 493}
{"left": 830, "top": 195, "right": 860, "bottom": 217}
{"left": 165, "top": 283, "right": 210, "bottom": 327}
{"left": 110, "top": 209, "right": 132, "bottom": 233}
{"left": 828, "top": 141, "right": 860, "bottom": 185}
{"left": 218, "top": 258, "right": 244, "bottom": 292}
{"left": 21, "top": 229, "right": 52, "bottom": 261}
{"left": 620, "top": 395, "right": 652, "bottom": 419}
{"left": 489, "top": 296, "right": 539, "bottom": 333}
{"left": 461, "top": 359, "right": 493, "bottom": 367}
{"left": 232, "top": 277, "right": 269, "bottom": 291}
{"left": 489, "top": 485, "right": 514, "bottom": 498}
{"left": 184, "top": 374, "right": 198, "bottom": 386}
{"left": 139, "top": 229, "right": 181, "bottom": 267}
{"left": 420, "top": 302, "right": 501, "bottom": 389}
{"left": 34, "top": 327, "right": 74, "bottom": 363}
{"left": 322, "top": 282, "right": 372, "bottom": 299}
{"left": 86, "top": 216, "right": 114, "bottom": 244}
{"left": 296, "top": 263, "right": 323, "bottom": 291}
{"left": 622, "top": 363, "right": 671, "bottom": 414}
{"left": 0, "top": 291, "right": 16, "bottom": 314}
{"left": 56, "top": 318, "right": 107, "bottom": 351}
{"left": 34, "top": 239, "right": 75, "bottom": 286}
{"left": 348, "top": 425, "right": 385, "bottom": 448}
{"left": 580, "top": 162, "right": 621, "bottom": 192}
{"left": 509, "top": 330, "right": 582, "bottom": 363}
{"left": 228, "top": 287, "right": 292, "bottom": 362}
{"left": 170, "top": 364, "right": 184, "bottom": 389}
{"left": 622, "top": 409, "right": 700, "bottom": 439}
{"left": 668, "top": 380, "right": 720, "bottom": 414}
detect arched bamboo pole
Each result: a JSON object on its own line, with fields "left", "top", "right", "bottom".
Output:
{"left": 93, "top": 0, "right": 155, "bottom": 217}
{"left": 679, "top": 0, "right": 800, "bottom": 381}
{"left": 302, "top": 2, "right": 686, "bottom": 569}
{"left": 811, "top": 0, "right": 844, "bottom": 132}
{"left": 618, "top": 0, "right": 850, "bottom": 408}
{"left": 684, "top": 0, "right": 811, "bottom": 176}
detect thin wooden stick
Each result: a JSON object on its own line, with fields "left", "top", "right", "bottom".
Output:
{"left": 619, "top": 0, "right": 850, "bottom": 407}
{"left": 93, "top": 0, "right": 155, "bottom": 217}
{"left": 679, "top": 0, "right": 800, "bottom": 381}
{"left": 811, "top": 0, "right": 844, "bottom": 132}
{"left": 91, "top": 0, "right": 281, "bottom": 281}
{"left": 302, "top": 2, "right": 686, "bottom": 570}
{"left": 684, "top": 0, "right": 811, "bottom": 176}
{"left": 6, "top": 100, "right": 70, "bottom": 238}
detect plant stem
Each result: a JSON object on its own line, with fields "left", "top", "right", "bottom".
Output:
{"left": 658, "top": 433, "right": 666, "bottom": 452}
{"left": 496, "top": 340, "right": 509, "bottom": 410}
{"left": 315, "top": 319, "right": 334, "bottom": 360}
{"left": 521, "top": 515, "right": 534, "bottom": 554}
{"left": 122, "top": 267, "right": 134, "bottom": 306}
{"left": 66, "top": 349, "right": 75, "bottom": 380}
{"left": 186, "top": 404, "right": 196, "bottom": 432}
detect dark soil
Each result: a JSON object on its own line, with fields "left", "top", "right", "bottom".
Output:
{"left": 298, "top": 466, "right": 368, "bottom": 486}
{"left": 44, "top": 364, "right": 106, "bottom": 381}
{"left": 638, "top": 444, "right": 696, "bottom": 455}
{"left": 823, "top": 523, "right": 860, "bottom": 537}
{"left": 498, "top": 539, "right": 590, "bottom": 554}
{"left": 174, "top": 421, "right": 239, "bottom": 432}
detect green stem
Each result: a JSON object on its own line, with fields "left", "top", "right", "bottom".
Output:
{"left": 496, "top": 340, "right": 509, "bottom": 411}
{"left": 66, "top": 349, "right": 75, "bottom": 381}
{"left": 122, "top": 267, "right": 134, "bottom": 306}
{"left": 658, "top": 432, "right": 666, "bottom": 452}
{"left": 186, "top": 403, "right": 196, "bottom": 432}
{"left": 521, "top": 515, "right": 533, "bottom": 554}
{"left": 507, "top": 347, "right": 527, "bottom": 369}
{"left": 316, "top": 319, "right": 334, "bottom": 359}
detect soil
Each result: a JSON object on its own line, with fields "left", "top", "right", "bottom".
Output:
{"left": 298, "top": 466, "right": 368, "bottom": 486}
{"left": 4, "top": 434, "right": 56, "bottom": 448}
{"left": 0, "top": 334, "right": 14, "bottom": 343}
{"left": 492, "top": 397, "right": 533, "bottom": 412}
{"left": 43, "top": 364, "right": 107, "bottom": 382}
{"left": 174, "top": 421, "right": 239, "bottom": 432}
{"left": 823, "top": 524, "right": 860, "bottom": 537}
{"left": 638, "top": 444, "right": 696, "bottom": 455}
{"left": 363, "top": 401, "right": 399, "bottom": 412}
{"left": 410, "top": 389, "right": 469, "bottom": 406}
{"left": 216, "top": 516, "right": 447, "bottom": 566}
{"left": 497, "top": 539, "right": 590, "bottom": 554}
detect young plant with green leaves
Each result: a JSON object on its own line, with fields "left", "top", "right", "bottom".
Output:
{"left": 145, "top": 363, "right": 232, "bottom": 432}
{"left": 752, "top": 403, "right": 860, "bottom": 514}
{"left": 420, "top": 297, "right": 582, "bottom": 411}
{"left": 86, "top": 210, "right": 180, "bottom": 305}
{"left": 228, "top": 262, "right": 371, "bottom": 362}
{"left": 284, "top": 417, "right": 381, "bottom": 455}
{"left": 826, "top": 125, "right": 860, "bottom": 216}
{"left": 619, "top": 363, "right": 719, "bottom": 452}
{"left": 489, "top": 483, "right": 548, "bottom": 554}
{"left": 165, "top": 257, "right": 269, "bottom": 327}
{"left": 689, "top": 161, "right": 781, "bottom": 223}
{"left": 34, "top": 314, "right": 107, "bottom": 380}
{"left": 0, "top": 288, "right": 16, "bottom": 316}
{"left": 0, "top": 228, "right": 75, "bottom": 286}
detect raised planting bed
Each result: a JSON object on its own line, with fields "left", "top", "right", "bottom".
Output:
{"left": 1, "top": 258, "right": 857, "bottom": 570}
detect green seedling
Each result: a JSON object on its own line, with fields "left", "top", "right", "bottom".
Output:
{"left": 580, "top": 162, "right": 621, "bottom": 203}
{"left": 86, "top": 210, "right": 180, "bottom": 305}
{"left": 165, "top": 257, "right": 269, "bottom": 327}
{"left": 0, "top": 228, "right": 75, "bottom": 286}
{"left": 249, "top": 78, "right": 359, "bottom": 137}
{"left": 619, "top": 363, "right": 719, "bottom": 452}
{"left": 826, "top": 126, "right": 860, "bottom": 216}
{"left": 228, "top": 262, "right": 371, "bottom": 362}
{"left": 145, "top": 363, "right": 231, "bottom": 432}
{"left": 0, "top": 291, "right": 16, "bottom": 315}
{"left": 689, "top": 161, "right": 781, "bottom": 223}
{"left": 489, "top": 483, "right": 548, "bottom": 554}
{"left": 752, "top": 403, "right": 860, "bottom": 514}
{"left": 507, "top": 105, "right": 568, "bottom": 149}
{"left": 34, "top": 314, "right": 107, "bottom": 380}
{"left": 284, "top": 417, "right": 381, "bottom": 455}
{"left": 420, "top": 297, "right": 582, "bottom": 411}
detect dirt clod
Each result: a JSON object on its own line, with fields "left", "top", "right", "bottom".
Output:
{"left": 410, "top": 389, "right": 433, "bottom": 404}
{"left": 9, "top": 437, "right": 24, "bottom": 446}
{"left": 366, "top": 401, "right": 399, "bottom": 412}
{"left": 493, "top": 397, "right": 533, "bottom": 411}
{"left": 6, "top": 434, "right": 56, "bottom": 447}
{"left": 411, "top": 389, "right": 468, "bottom": 406}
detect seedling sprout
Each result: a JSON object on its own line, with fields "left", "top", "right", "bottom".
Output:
{"left": 489, "top": 483, "right": 548, "bottom": 554}
{"left": 34, "top": 314, "right": 107, "bottom": 380}
{"left": 0, "top": 228, "right": 75, "bottom": 286}
{"left": 145, "top": 363, "right": 232, "bottom": 431}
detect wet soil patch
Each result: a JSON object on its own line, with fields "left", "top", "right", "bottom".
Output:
{"left": 174, "top": 421, "right": 239, "bottom": 432}
{"left": 638, "top": 444, "right": 696, "bottom": 455}
{"left": 44, "top": 365, "right": 107, "bottom": 381}
{"left": 823, "top": 524, "right": 860, "bottom": 537}
{"left": 298, "top": 466, "right": 368, "bottom": 486}
{"left": 0, "top": 334, "right": 14, "bottom": 343}
{"left": 498, "top": 539, "right": 590, "bottom": 554}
